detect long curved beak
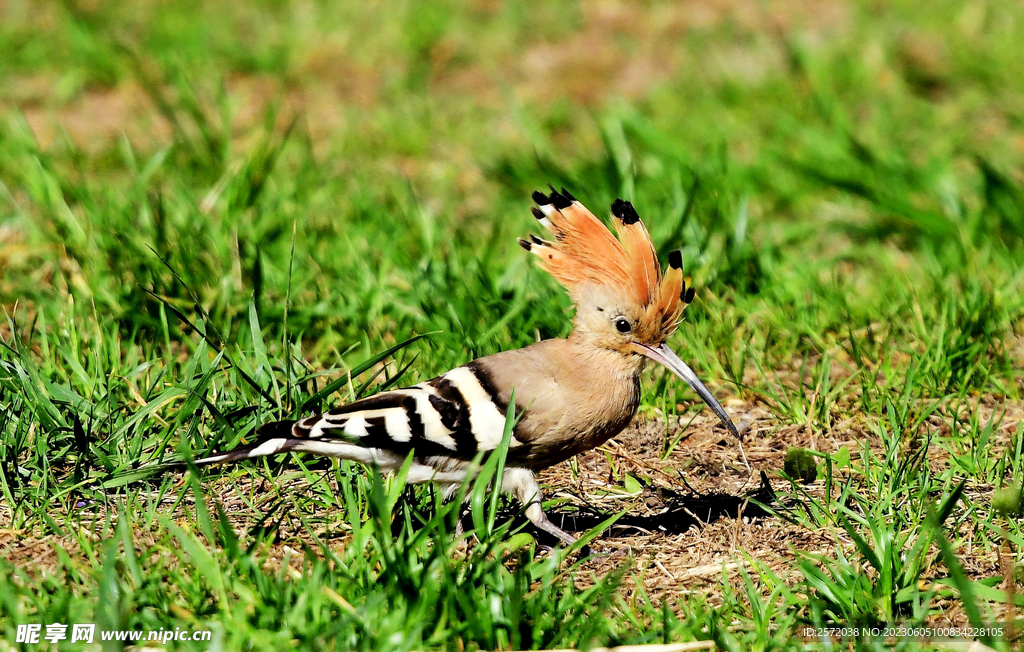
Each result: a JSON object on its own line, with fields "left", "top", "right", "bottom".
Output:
{"left": 640, "top": 343, "right": 738, "bottom": 436}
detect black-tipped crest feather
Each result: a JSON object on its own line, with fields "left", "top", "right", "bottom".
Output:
{"left": 546, "top": 186, "right": 572, "bottom": 210}
{"left": 610, "top": 198, "right": 640, "bottom": 224}
{"left": 668, "top": 250, "right": 682, "bottom": 270}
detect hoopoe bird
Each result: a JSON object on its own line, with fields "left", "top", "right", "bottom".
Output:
{"left": 193, "top": 188, "right": 738, "bottom": 545}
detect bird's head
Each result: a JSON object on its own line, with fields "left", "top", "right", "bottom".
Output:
{"left": 519, "top": 187, "right": 738, "bottom": 436}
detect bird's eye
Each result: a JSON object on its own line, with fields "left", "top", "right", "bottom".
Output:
{"left": 615, "top": 318, "right": 632, "bottom": 334}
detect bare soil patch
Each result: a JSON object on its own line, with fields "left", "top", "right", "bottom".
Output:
{"left": 529, "top": 397, "right": 1024, "bottom": 610}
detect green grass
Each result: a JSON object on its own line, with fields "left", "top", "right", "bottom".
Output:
{"left": 2, "top": 0, "right": 1024, "bottom": 649}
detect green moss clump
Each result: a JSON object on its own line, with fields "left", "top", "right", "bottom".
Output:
{"left": 784, "top": 448, "right": 818, "bottom": 483}
{"left": 993, "top": 484, "right": 1023, "bottom": 517}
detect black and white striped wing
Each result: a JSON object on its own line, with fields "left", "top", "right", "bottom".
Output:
{"left": 311, "top": 362, "right": 515, "bottom": 456}
{"left": 196, "top": 361, "right": 518, "bottom": 466}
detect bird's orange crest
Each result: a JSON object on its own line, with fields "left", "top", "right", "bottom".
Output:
{"left": 519, "top": 188, "right": 694, "bottom": 336}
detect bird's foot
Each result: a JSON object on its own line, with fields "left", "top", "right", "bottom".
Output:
{"left": 533, "top": 517, "right": 578, "bottom": 547}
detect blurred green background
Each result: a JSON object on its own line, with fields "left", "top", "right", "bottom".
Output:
{"left": 3, "top": 0, "right": 1022, "bottom": 392}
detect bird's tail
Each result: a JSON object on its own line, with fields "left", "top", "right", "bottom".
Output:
{"left": 168, "top": 378, "right": 488, "bottom": 470}
{"left": 191, "top": 420, "right": 302, "bottom": 466}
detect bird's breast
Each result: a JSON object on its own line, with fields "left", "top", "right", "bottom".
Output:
{"left": 512, "top": 374, "right": 640, "bottom": 469}
{"left": 479, "top": 342, "right": 644, "bottom": 470}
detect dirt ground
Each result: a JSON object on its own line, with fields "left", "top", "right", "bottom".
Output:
{"left": 544, "top": 397, "right": 1024, "bottom": 630}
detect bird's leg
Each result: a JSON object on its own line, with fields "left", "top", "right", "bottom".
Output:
{"left": 434, "top": 481, "right": 471, "bottom": 539}
{"left": 502, "top": 467, "right": 577, "bottom": 547}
